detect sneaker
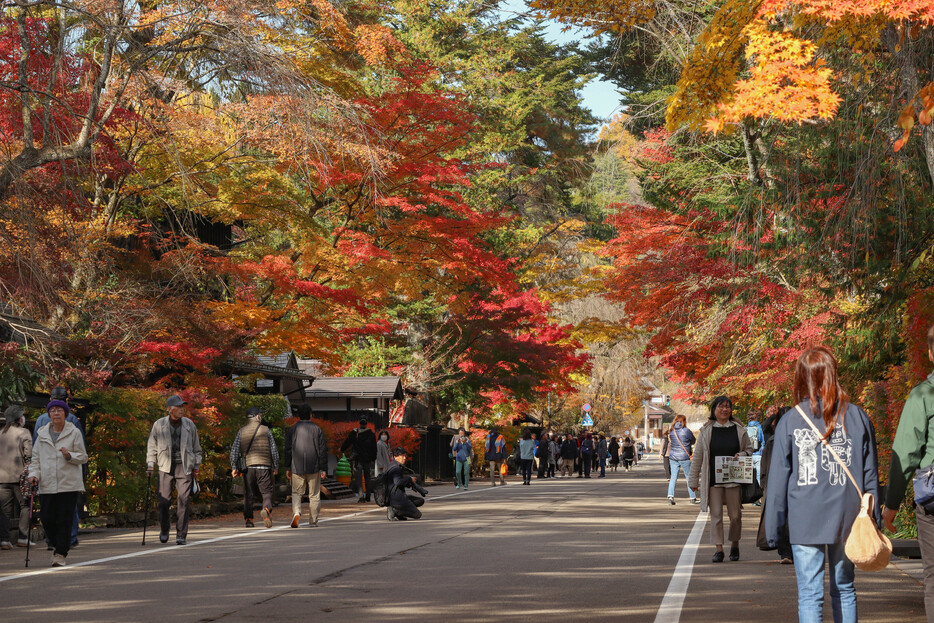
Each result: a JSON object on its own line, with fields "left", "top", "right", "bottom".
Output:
{"left": 780, "top": 557, "right": 794, "bottom": 565}
{"left": 16, "top": 538, "right": 35, "bottom": 548}
{"left": 176, "top": 538, "right": 187, "bottom": 545}
{"left": 261, "top": 507, "right": 272, "bottom": 529}
{"left": 668, "top": 496, "right": 675, "bottom": 505}
{"left": 70, "top": 540, "right": 78, "bottom": 548}
{"left": 290, "top": 514, "right": 300, "bottom": 529}
{"left": 245, "top": 519, "right": 255, "bottom": 528}
{"left": 52, "top": 554, "right": 66, "bottom": 567}
{"left": 387, "top": 507, "right": 398, "bottom": 521}
{"left": 358, "top": 497, "right": 367, "bottom": 503}
{"left": 310, "top": 520, "right": 318, "bottom": 527}
{"left": 712, "top": 550, "right": 725, "bottom": 563}
{"left": 690, "top": 498, "right": 700, "bottom": 505}
{"left": 0, "top": 541, "right": 12, "bottom": 550}
{"left": 729, "top": 546, "right": 740, "bottom": 561}
{"left": 159, "top": 530, "right": 169, "bottom": 544}
{"left": 455, "top": 485, "right": 460, "bottom": 489}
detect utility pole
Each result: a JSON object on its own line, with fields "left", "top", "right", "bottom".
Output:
{"left": 643, "top": 400, "right": 649, "bottom": 450}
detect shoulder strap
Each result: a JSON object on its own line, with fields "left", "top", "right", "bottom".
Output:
{"left": 794, "top": 405, "right": 862, "bottom": 498}
{"left": 674, "top": 429, "right": 690, "bottom": 455}
{"left": 243, "top": 423, "right": 262, "bottom": 457}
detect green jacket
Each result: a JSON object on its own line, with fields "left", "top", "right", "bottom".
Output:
{"left": 885, "top": 372, "right": 934, "bottom": 510}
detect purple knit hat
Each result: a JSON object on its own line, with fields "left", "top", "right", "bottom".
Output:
{"left": 46, "top": 400, "right": 70, "bottom": 415}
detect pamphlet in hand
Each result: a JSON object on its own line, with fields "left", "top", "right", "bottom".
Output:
{"left": 713, "top": 456, "right": 754, "bottom": 484}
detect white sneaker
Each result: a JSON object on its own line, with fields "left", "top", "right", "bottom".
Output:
{"left": 52, "top": 553, "right": 66, "bottom": 567}
{"left": 0, "top": 541, "right": 12, "bottom": 550}
{"left": 16, "top": 538, "right": 35, "bottom": 548}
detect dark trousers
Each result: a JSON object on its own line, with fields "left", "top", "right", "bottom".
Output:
{"left": 391, "top": 494, "right": 424, "bottom": 519}
{"left": 537, "top": 459, "right": 548, "bottom": 478}
{"left": 354, "top": 460, "right": 374, "bottom": 501}
{"left": 599, "top": 456, "right": 606, "bottom": 477}
{"left": 547, "top": 462, "right": 556, "bottom": 477}
{"left": 39, "top": 492, "right": 77, "bottom": 558}
{"left": 582, "top": 454, "right": 592, "bottom": 477}
{"left": 243, "top": 468, "right": 274, "bottom": 519}
{"left": 520, "top": 459, "right": 533, "bottom": 482}
{"left": 158, "top": 464, "right": 192, "bottom": 538}
{"left": 916, "top": 507, "right": 934, "bottom": 621}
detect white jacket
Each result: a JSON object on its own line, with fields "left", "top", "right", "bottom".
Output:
{"left": 29, "top": 422, "right": 87, "bottom": 494}
{"left": 146, "top": 416, "right": 202, "bottom": 475}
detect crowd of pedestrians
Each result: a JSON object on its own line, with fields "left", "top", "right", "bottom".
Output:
{"left": 5, "top": 331, "right": 934, "bottom": 623}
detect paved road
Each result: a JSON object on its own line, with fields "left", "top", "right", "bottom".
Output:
{"left": 0, "top": 457, "right": 925, "bottom": 622}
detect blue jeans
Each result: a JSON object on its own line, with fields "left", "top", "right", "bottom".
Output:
{"left": 599, "top": 456, "right": 606, "bottom": 477}
{"left": 792, "top": 543, "right": 856, "bottom": 623}
{"left": 455, "top": 460, "right": 470, "bottom": 488}
{"left": 667, "top": 459, "right": 695, "bottom": 499}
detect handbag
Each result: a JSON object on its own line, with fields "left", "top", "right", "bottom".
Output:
{"left": 741, "top": 479, "right": 763, "bottom": 504}
{"left": 912, "top": 463, "right": 934, "bottom": 515}
{"left": 795, "top": 405, "right": 892, "bottom": 571}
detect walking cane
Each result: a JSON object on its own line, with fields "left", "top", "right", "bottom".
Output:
{"left": 24, "top": 491, "right": 34, "bottom": 568}
{"left": 141, "top": 471, "right": 152, "bottom": 546}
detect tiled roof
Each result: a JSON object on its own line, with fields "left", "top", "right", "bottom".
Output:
{"left": 306, "top": 376, "right": 403, "bottom": 399}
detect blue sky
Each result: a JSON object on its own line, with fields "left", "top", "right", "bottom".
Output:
{"left": 500, "top": 0, "right": 621, "bottom": 124}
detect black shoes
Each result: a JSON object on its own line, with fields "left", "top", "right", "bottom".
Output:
{"left": 244, "top": 519, "right": 254, "bottom": 528}
{"left": 712, "top": 550, "right": 725, "bottom": 563}
{"left": 729, "top": 546, "right": 740, "bottom": 561}
{"left": 159, "top": 530, "right": 169, "bottom": 544}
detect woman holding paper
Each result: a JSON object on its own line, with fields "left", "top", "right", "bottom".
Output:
{"left": 689, "top": 395, "right": 752, "bottom": 563}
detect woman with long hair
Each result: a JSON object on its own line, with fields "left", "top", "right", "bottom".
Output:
{"left": 765, "top": 347, "right": 880, "bottom": 623}
{"left": 689, "top": 396, "right": 752, "bottom": 562}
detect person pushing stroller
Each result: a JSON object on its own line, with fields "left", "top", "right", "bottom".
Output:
{"left": 384, "top": 447, "right": 428, "bottom": 521}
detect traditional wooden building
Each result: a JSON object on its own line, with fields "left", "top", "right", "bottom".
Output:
{"left": 303, "top": 376, "right": 404, "bottom": 429}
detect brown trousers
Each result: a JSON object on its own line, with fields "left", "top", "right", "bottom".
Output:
{"left": 708, "top": 485, "right": 742, "bottom": 545}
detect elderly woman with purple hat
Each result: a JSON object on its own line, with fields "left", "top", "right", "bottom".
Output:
{"left": 27, "top": 400, "right": 87, "bottom": 567}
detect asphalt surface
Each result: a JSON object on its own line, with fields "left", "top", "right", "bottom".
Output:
{"left": 0, "top": 457, "right": 926, "bottom": 622}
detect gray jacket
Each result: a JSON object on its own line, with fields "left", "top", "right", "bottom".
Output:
{"left": 688, "top": 419, "right": 751, "bottom": 512}
{"left": 284, "top": 421, "right": 328, "bottom": 475}
{"left": 146, "top": 416, "right": 202, "bottom": 475}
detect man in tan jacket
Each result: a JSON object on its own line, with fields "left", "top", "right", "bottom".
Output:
{"left": 146, "top": 395, "right": 202, "bottom": 545}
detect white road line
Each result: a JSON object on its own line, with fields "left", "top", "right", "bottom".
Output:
{"left": 653, "top": 510, "right": 708, "bottom": 623}
{"left": 0, "top": 480, "right": 517, "bottom": 584}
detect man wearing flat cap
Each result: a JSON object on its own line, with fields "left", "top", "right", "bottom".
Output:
{"left": 230, "top": 406, "right": 279, "bottom": 528}
{"left": 146, "top": 395, "right": 202, "bottom": 545}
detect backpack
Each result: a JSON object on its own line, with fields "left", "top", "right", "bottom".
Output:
{"left": 373, "top": 473, "right": 393, "bottom": 508}
{"left": 746, "top": 425, "right": 761, "bottom": 451}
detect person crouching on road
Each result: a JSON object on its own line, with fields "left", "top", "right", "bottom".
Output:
{"left": 231, "top": 406, "right": 279, "bottom": 528}
{"left": 385, "top": 447, "right": 428, "bottom": 520}
{"left": 146, "top": 395, "right": 202, "bottom": 545}
{"left": 689, "top": 396, "right": 751, "bottom": 563}
{"left": 28, "top": 400, "right": 86, "bottom": 567}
